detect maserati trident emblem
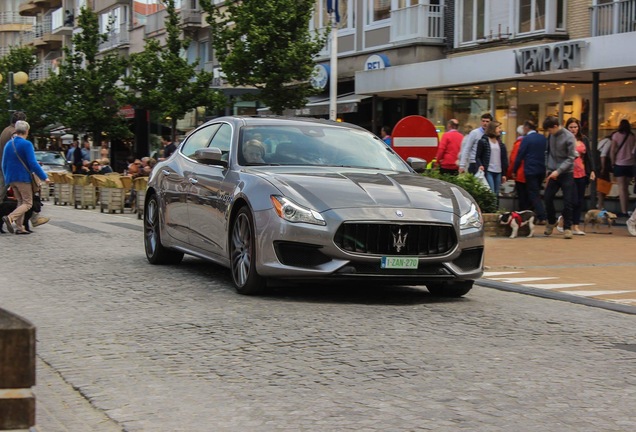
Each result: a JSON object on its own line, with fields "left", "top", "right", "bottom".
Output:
{"left": 396, "top": 210, "right": 404, "bottom": 217}
{"left": 392, "top": 229, "right": 408, "bottom": 252}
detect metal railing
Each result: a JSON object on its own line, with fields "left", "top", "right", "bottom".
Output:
{"left": 30, "top": 60, "right": 55, "bottom": 81}
{"left": 0, "top": 11, "right": 35, "bottom": 26}
{"left": 99, "top": 24, "right": 130, "bottom": 51}
{"left": 591, "top": 0, "right": 636, "bottom": 36}
{"left": 390, "top": 2, "right": 444, "bottom": 43}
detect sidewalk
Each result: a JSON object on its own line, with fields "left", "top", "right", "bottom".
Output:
{"left": 481, "top": 219, "right": 636, "bottom": 315}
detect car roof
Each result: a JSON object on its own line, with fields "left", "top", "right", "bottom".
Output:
{"left": 205, "top": 116, "right": 369, "bottom": 132}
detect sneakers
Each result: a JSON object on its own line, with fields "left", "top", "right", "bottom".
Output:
{"left": 627, "top": 219, "right": 636, "bottom": 237}
{"left": 2, "top": 215, "right": 16, "bottom": 234}
{"left": 556, "top": 225, "right": 564, "bottom": 233}
{"left": 564, "top": 229, "right": 573, "bottom": 239}
{"left": 544, "top": 224, "right": 554, "bottom": 236}
{"left": 31, "top": 216, "right": 50, "bottom": 228}
{"left": 572, "top": 230, "right": 586, "bottom": 236}
{"left": 556, "top": 215, "right": 564, "bottom": 233}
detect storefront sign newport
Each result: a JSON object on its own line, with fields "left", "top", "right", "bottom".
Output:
{"left": 515, "top": 41, "right": 585, "bottom": 74}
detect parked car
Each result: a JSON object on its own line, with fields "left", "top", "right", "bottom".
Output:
{"left": 35, "top": 150, "right": 71, "bottom": 173}
{"left": 144, "top": 116, "right": 484, "bottom": 296}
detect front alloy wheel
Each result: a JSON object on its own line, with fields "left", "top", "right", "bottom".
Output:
{"left": 230, "top": 207, "right": 266, "bottom": 295}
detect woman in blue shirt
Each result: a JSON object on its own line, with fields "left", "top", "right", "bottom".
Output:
{"left": 1, "top": 121, "right": 49, "bottom": 234}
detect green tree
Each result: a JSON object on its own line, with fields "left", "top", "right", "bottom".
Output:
{"left": 55, "top": 6, "right": 130, "bottom": 145}
{"left": 124, "top": 0, "right": 225, "bottom": 141}
{"left": 0, "top": 46, "right": 37, "bottom": 124}
{"left": 200, "top": 0, "right": 327, "bottom": 115}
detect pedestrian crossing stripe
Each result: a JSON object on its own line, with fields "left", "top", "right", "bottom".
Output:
{"left": 522, "top": 283, "right": 596, "bottom": 289}
{"left": 554, "top": 290, "right": 631, "bottom": 297}
{"left": 489, "top": 277, "right": 558, "bottom": 283}
{"left": 482, "top": 271, "right": 524, "bottom": 277}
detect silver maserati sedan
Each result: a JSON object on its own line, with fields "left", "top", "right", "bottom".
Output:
{"left": 144, "top": 116, "right": 484, "bottom": 296}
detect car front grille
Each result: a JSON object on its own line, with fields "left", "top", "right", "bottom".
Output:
{"left": 334, "top": 223, "right": 456, "bottom": 256}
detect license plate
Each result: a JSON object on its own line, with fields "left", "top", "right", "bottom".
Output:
{"left": 381, "top": 256, "right": 419, "bottom": 269}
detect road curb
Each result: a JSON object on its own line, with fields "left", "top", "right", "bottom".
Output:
{"left": 478, "top": 278, "right": 636, "bottom": 316}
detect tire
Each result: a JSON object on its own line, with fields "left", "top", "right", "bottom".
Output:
{"left": 144, "top": 193, "right": 184, "bottom": 265}
{"left": 230, "top": 207, "right": 266, "bottom": 295}
{"left": 426, "top": 281, "right": 473, "bottom": 298}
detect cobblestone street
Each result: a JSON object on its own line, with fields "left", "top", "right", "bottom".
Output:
{"left": 1, "top": 204, "right": 636, "bottom": 431}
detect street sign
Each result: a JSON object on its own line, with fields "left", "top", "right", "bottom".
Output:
{"left": 390, "top": 115, "right": 439, "bottom": 163}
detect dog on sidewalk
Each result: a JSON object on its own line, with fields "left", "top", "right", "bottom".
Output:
{"left": 498, "top": 210, "right": 536, "bottom": 239}
{"left": 583, "top": 209, "right": 617, "bottom": 234}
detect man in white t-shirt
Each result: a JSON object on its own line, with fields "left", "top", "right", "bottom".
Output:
{"left": 458, "top": 113, "right": 492, "bottom": 174}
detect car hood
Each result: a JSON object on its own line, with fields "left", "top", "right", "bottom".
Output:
{"left": 246, "top": 167, "right": 459, "bottom": 214}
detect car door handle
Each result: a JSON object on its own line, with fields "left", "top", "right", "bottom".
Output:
{"left": 189, "top": 178, "right": 198, "bottom": 185}
{"left": 162, "top": 170, "right": 170, "bottom": 176}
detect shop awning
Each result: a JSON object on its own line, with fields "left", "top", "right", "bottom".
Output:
{"left": 258, "top": 93, "right": 371, "bottom": 116}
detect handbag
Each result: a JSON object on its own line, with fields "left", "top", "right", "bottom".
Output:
{"left": 474, "top": 169, "right": 490, "bottom": 189}
{"left": 11, "top": 138, "right": 42, "bottom": 193}
{"left": 596, "top": 178, "right": 612, "bottom": 195}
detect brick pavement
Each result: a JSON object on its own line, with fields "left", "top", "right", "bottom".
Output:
{"left": 2, "top": 202, "right": 635, "bottom": 430}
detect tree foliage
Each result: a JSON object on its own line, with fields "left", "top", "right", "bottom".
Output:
{"left": 0, "top": 46, "right": 37, "bottom": 124}
{"left": 54, "top": 6, "right": 131, "bottom": 143}
{"left": 200, "top": 0, "right": 327, "bottom": 115}
{"left": 125, "top": 0, "right": 225, "bottom": 140}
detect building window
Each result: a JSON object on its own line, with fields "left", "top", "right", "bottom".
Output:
{"left": 313, "top": 0, "right": 352, "bottom": 30}
{"left": 367, "top": 0, "right": 392, "bottom": 25}
{"left": 519, "top": 0, "right": 546, "bottom": 33}
{"left": 460, "top": 0, "right": 485, "bottom": 43}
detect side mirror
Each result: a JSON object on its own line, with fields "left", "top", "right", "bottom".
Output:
{"left": 194, "top": 147, "right": 227, "bottom": 167}
{"left": 406, "top": 157, "right": 427, "bottom": 173}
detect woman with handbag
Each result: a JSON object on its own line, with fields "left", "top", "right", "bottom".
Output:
{"left": 1, "top": 121, "right": 49, "bottom": 234}
{"left": 611, "top": 119, "right": 636, "bottom": 217}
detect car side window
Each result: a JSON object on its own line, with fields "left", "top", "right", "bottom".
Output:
{"left": 180, "top": 124, "right": 221, "bottom": 158}
{"left": 208, "top": 123, "right": 232, "bottom": 153}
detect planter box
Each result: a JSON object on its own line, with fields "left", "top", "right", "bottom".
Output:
{"left": 73, "top": 184, "right": 97, "bottom": 209}
{"left": 100, "top": 187, "right": 126, "bottom": 214}
{"left": 54, "top": 183, "right": 73, "bottom": 206}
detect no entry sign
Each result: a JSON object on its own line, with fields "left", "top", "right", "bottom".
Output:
{"left": 390, "top": 115, "right": 439, "bottom": 163}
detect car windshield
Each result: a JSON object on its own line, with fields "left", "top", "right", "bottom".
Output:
{"left": 238, "top": 125, "right": 410, "bottom": 172}
{"left": 36, "top": 152, "right": 66, "bottom": 166}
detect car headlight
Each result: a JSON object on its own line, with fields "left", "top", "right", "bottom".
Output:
{"left": 459, "top": 203, "right": 483, "bottom": 230}
{"left": 271, "top": 196, "right": 326, "bottom": 226}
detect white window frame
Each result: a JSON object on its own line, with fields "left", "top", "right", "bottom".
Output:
{"left": 516, "top": 0, "right": 566, "bottom": 35}
{"left": 365, "top": 0, "right": 392, "bottom": 28}
{"left": 456, "top": 0, "right": 488, "bottom": 47}
{"left": 312, "top": 0, "right": 354, "bottom": 33}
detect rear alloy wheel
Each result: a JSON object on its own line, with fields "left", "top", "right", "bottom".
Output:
{"left": 230, "top": 207, "right": 266, "bottom": 295}
{"left": 144, "top": 193, "right": 184, "bottom": 265}
{"left": 426, "top": 281, "right": 473, "bottom": 298}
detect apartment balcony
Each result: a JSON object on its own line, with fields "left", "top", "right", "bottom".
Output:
{"left": 145, "top": 9, "right": 168, "bottom": 35}
{"left": 19, "top": 1, "right": 38, "bottom": 17}
{"left": 180, "top": 8, "right": 202, "bottom": 30}
{"left": 99, "top": 25, "right": 130, "bottom": 52}
{"left": 0, "top": 11, "right": 35, "bottom": 27}
{"left": 591, "top": 0, "right": 636, "bottom": 36}
{"left": 33, "top": 15, "right": 63, "bottom": 49}
{"left": 30, "top": 59, "right": 55, "bottom": 82}
{"left": 51, "top": 7, "right": 73, "bottom": 35}
{"left": 34, "top": 0, "right": 62, "bottom": 7}
{"left": 390, "top": 3, "right": 444, "bottom": 44}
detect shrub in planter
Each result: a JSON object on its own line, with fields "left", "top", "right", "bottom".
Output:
{"left": 422, "top": 169, "right": 498, "bottom": 214}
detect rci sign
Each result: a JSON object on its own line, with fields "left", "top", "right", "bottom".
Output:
{"left": 515, "top": 41, "right": 585, "bottom": 74}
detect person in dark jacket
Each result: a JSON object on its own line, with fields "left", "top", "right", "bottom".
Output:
{"left": 475, "top": 120, "right": 508, "bottom": 199}
{"left": 514, "top": 120, "right": 547, "bottom": 224}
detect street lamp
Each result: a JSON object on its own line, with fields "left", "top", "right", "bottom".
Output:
{"left": 0, "top": 71, "right": 29, "bottom": 122}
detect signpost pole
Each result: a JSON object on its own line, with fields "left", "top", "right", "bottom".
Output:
{"left": 329, "top": 10, "right": 338, "bottom": 121}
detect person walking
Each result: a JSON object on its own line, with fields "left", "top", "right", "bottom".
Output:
{"left": 610, "top": 119, "right": 635, "bottom": 217}
{"left": 435, "top": 119, "right": 462, "bottom": 175}
{"left": 564, "top": 117, "right": 595, "bottom": 235}
{"left": 160, "top": 135, "right": 177, "bottom": 160}
{"left": 514, "top": 120, "right": 547, "bottom": 224}
{"left": 508, "top": 125, "right": 529, "bottom": 210}
{"left": 458, "top": 113, "right": 492, "bottom": 174}
{"left": 1, "top": 121, "right": 50, "bottom": 234}
{"left": 0, "top": 111, "right": 28, "bottom": 203}
{"left": 595, "top": 134, "right": 613, "bottom": 210}
{"left": 475, "top": 120, "right": 508, "bottom": 198}
{"left": 542, "top": 116, "right": 577, "bottom": 239}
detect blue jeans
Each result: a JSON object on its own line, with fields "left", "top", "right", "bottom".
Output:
{"left": 485, "top": 171, "right": 502, "bottom": 196}
{"left": 544, "top": 171, "right": 575, "bottom": 229}
{"left": 525, "top": 173, "right": 546, "bottom": 220}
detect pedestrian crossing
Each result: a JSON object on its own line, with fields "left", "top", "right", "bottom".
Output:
{"left": 481, "top": 271, "right": 636, "bottom": 306}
